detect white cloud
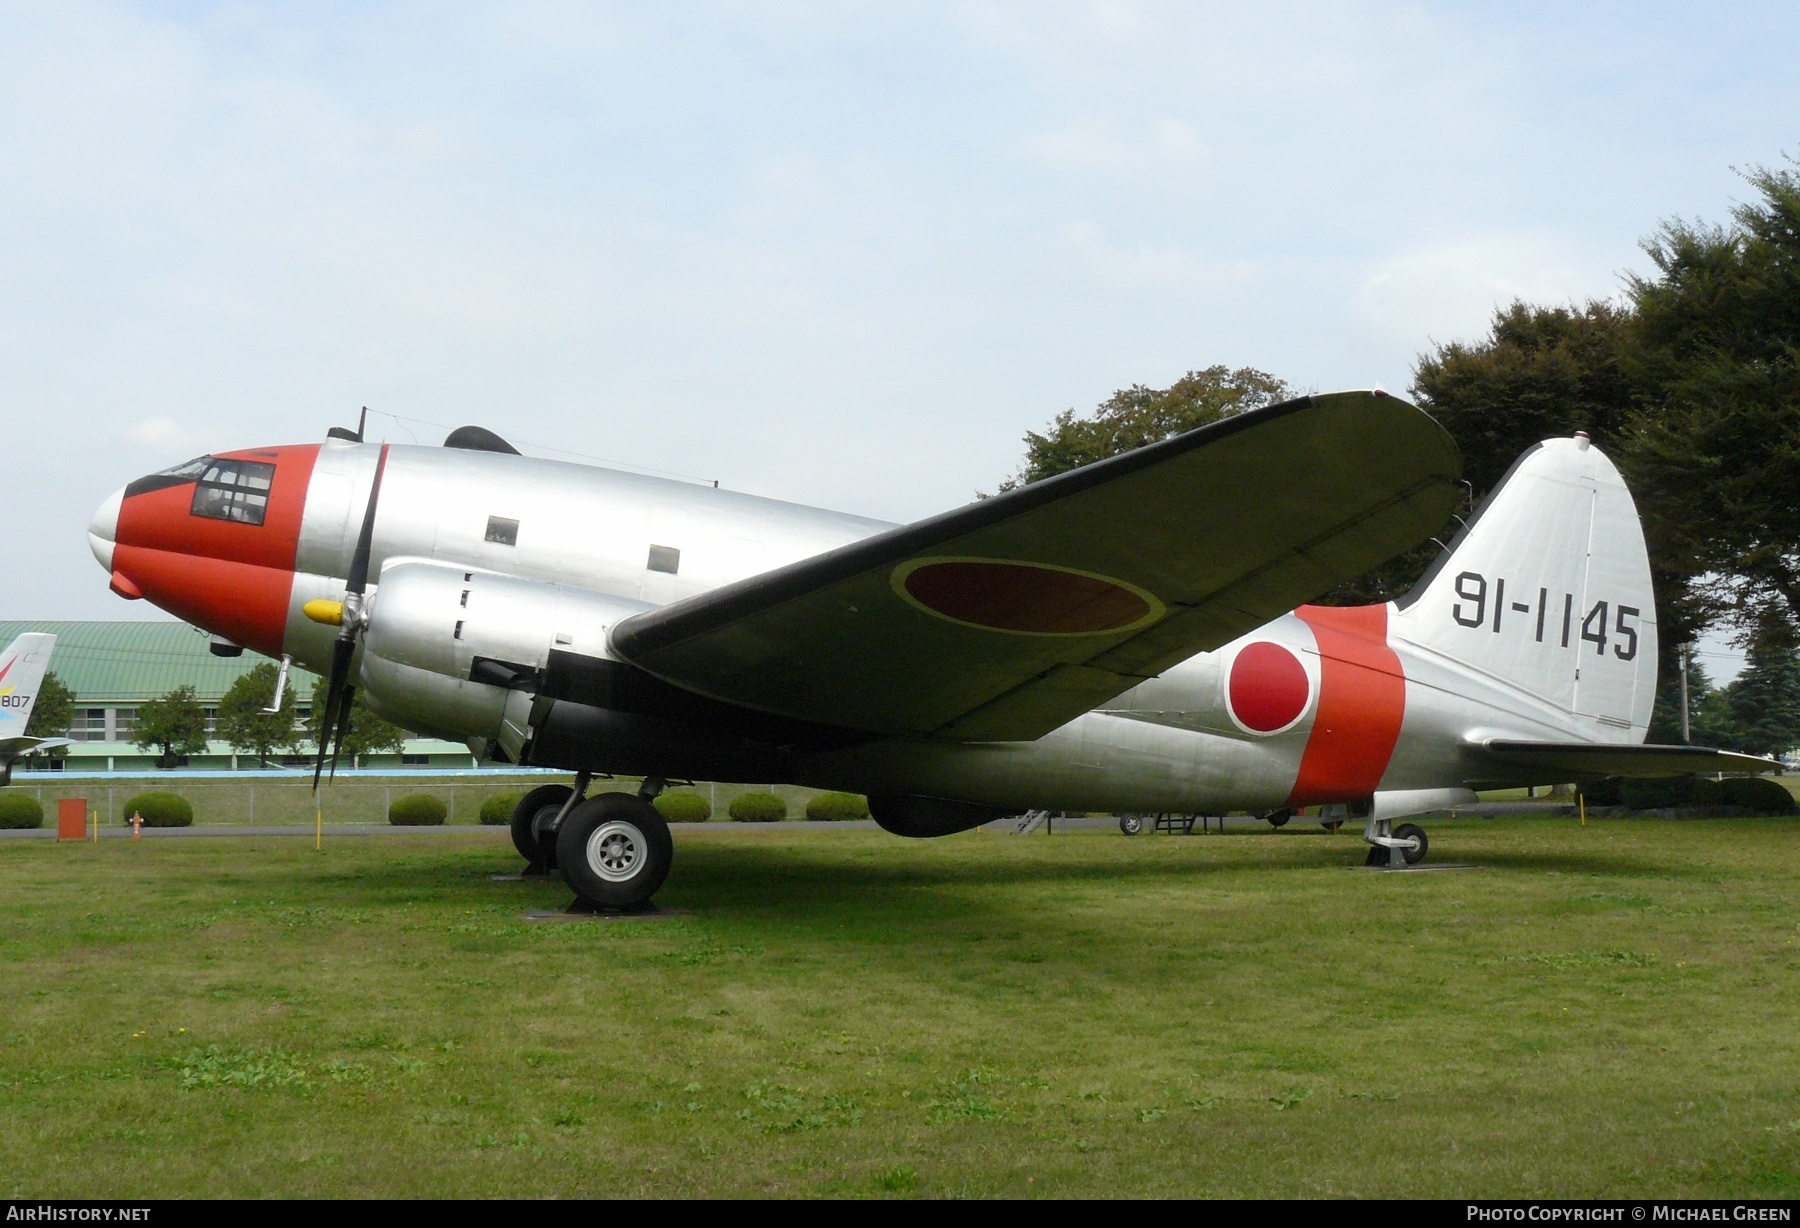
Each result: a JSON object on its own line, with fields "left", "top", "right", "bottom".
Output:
{"left": 1029, "top": 117, "right": 1206, "bottom": 172}
{"left": 1059, "top": 220, "right": 1256, "bottom": 289}
{"left": 1351, "top": 234, "right": 1612, "bottom": 349}
{"left": 129, "top": 416, "right": 184, "bottom": 447}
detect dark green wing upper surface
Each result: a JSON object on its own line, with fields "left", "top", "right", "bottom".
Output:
{"left": 609, "top": 391, "right": 1462, "bottom": 741}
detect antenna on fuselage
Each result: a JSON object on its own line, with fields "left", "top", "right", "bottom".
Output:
{"left": 325, "top": 407, "right": 370, "bottom": 445}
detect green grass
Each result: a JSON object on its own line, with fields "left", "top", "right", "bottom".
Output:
{"left": 5, "top": 817, "right": 1800, "bottom": 1197}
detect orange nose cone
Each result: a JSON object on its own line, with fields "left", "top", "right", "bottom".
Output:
{"left": 109, "top": 444, "right": 320, "bottom": 656}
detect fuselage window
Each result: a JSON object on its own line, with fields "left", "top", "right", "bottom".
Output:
{"left": 190, "top": 459, "right": 276, "bottom": 526}
{"left": 647, "top": 544, "right": 680, "bottom": 574}
{"left": 485, "top": 516, "right": 519, "bottom": 546}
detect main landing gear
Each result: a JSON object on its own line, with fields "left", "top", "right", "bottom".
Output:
{"left": 1363, "top": 818, "right": 1428, "bottom": 868}
{"left": 508, "top": 774, "right": 673, "bottom": 910}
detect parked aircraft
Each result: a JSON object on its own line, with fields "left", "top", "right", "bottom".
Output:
{"left": 0, "top": 633, "right": 70, "bottom": 785}
{"left": 85, "top": 392, "right": 1773, "bottom": 908}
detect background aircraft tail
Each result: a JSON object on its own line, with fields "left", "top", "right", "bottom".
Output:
{"left": 0, "top": 633, "right": 57, "bottom": 740}
{"left": 1393, "top": 434, "right": 1658, "bottom": 739}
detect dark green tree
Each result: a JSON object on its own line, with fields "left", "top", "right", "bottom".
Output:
{"left": 996, "top": 366, "right": 1292, "bottom": 492}
{"left": 132, "top": 685, "right": 209, "bottom": 769}
{"left": 1646, "top": 656, "right": 1740, "bottom": 749}
{"left": 1399, "top": 298, "right": 1677, "bottom": 617}
{"left": 216, "top": 662, "right": 296, "bottom": 769}
{"left": 1723, "top": 641, "right": 1800, "bottom": 760}
{"left": 1624, "top": 158, "right": 1800, "bottom": 645}
{"left": 22, "top": 670, "right": 74, "bottom": 763}
{"left": 305, "top": 677, "right": 407, "bottom": 765}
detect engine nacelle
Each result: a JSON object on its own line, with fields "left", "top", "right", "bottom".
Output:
{"left": 867, "top": 793, "right": 1008, "bottom": 838}
{"left": 358, "top": 560, "right": 651, "bottom": 752}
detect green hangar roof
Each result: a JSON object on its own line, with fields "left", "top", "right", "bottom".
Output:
{"left": 0, "top": 621, "right": 320, "bottom": 704}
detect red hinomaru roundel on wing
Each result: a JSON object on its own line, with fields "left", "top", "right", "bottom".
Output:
{"left": 1226, "top": 640, "right": 1311, "bottom": 734}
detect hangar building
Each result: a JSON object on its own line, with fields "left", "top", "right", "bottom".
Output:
{"left": 0, "top": 621, "right": 477, "bottom": 773}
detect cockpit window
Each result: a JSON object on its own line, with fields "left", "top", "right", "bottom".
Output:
{"left": 160, "top": 457, "right": 214, "bottom": 479}
{"left": 190, "top": 459, "right": 276, "bottom": 525}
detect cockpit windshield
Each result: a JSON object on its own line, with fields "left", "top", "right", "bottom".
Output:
{"left": 189, "top": 458, "right": 276, "bottom": 526}
{"left": 158, "top": 457, "right": 214, "bottom": 479}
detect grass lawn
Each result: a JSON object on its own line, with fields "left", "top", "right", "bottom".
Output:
{"left": 4, "top": 816, "right": 1800, "bottom": 1198}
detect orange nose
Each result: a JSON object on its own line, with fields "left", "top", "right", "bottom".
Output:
{"left": 108, "top": 445, "right": 320, "bottom": 657}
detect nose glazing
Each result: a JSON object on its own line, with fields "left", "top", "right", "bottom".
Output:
{"left": 89, "top": 485, "right": 124, "bottom": 571}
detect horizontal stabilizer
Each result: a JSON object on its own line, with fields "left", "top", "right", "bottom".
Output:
{"left": 1482, "top": 740, "right": 1781, "bottom": 779}
{"left": 0, "top": 735, "right": 72, "bottom": 758}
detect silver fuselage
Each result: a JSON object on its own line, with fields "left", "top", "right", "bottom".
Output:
{"left": 258, "top": 439, "right": 1627, "bottom": 815}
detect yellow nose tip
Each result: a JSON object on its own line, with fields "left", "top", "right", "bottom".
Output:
{"left": 302, "top": 599, "right": 345, "bottom": 626}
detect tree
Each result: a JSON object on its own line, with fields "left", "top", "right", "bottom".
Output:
{"left": 133, "top": 685, "right": 209, "bottom": 769}
{"left": 1413, "top": 300, "right": 1638, "bottom": 494}
{"left": 996, "top": 366, "right": 1292, "bottom": 492}
{"left": 1724, "top": 641, "right": 1800, "bottom": 760}
{"left": 216, "top": 662, "right": 297, "bottom": 769}
{"left": 304, "top": 677, "right": 407, "bottom": 765}
{"left": 1404, "top": 299, "right": 1709, "bottom": 641}
{"left": 22, "top": 670, "right": 73, "bottom": 763}
{"left": 1624, "top": 158, "right": 1800, "bottom": 646}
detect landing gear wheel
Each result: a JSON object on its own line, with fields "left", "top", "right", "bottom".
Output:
{"left": 510, "top": 784, "right": 573, "bottom": 875}
{"left": 1364, "top": 842, "right": 1388, "bottom": 867}
{"left": 556, "top": 793, "right": 673, "bottom": 911}
{"left": 1264, "top": 809, "right": 1292, "bottom": 829}
{"left": 1394, "top": 822, "right": 1428, "bottom": 865}
{"left": 1321, "top": 821, "right": 1343, "bottom": 834}
{"left": 1119, "top": 815, "right": 1145, "bottom": 836}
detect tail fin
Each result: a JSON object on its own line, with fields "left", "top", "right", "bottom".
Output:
{"left": 1392, "top": 435, "right": 1657, "bottom": 739}
{"left": 0, "top": 633, "right": 58, "bottom": 739}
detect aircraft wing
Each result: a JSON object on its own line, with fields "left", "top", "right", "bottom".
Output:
{"left": 609, "top": 391, "right": 1461, "bottom": 741}
{"left": 1480, "top": 740, "right": 1782, "bottom": 778}
{"left": 0, "top": 737, "right": 72, "bottom": 756}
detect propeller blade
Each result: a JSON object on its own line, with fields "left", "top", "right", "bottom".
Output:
{"left": 312, "top": 441, "right": 390, "bottom": 793}
{"left": 328, "top": 684, "right": 358, "bottom": 782}
{"left": 347, "top": 444, "right": 390, "bottom": 595}
{"left": 312, "top": 636, "right": 356, "bottom": 791}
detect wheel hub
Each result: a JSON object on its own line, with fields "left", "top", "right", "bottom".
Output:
{"left": 586, "top": 820, "right": 645, "bottom": 882}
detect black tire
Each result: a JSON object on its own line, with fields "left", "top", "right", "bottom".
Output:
{"left": 1321, "top": 821, "right": 1343, "bottom": 833}
{"left": 1364, "top": 841, "right": 1389, "bottom": 867}
{"left": 1394, "top": 822, "right": 1428, "bottom": 865}
{"left": 510, "top": 784, "right": 573, "bottom": 872}
{"left": 556, "top": 793, "right": 674, "bottom": 910}
{"left": 1119, "top": 815, "right": 1145, "bottom": 836}
{"left": 1265, "top": 809, "right": 1292, "bottom": 829}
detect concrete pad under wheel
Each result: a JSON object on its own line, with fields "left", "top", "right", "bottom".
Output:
{"left": 1353, "top": 863, "right": 1485, "bottom": 872}
{"left": 522, "top": 904, "right": 693, "bottom": 922}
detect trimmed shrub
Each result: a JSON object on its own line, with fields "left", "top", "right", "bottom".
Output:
{"left": 478, "top": 793, "right": 521, "bottom": 826}
{"left": 1580, "top": 777, "right": 1623, "bottom": 806}
{"left": 1718, "top": 777, "right": 1798, "bottom": 815}
{"left": 654, "top": 791, "right": 712, "bottom": 823}
{"left": 389, "top": 794, "right": 447, "bottom": 826}
{"left": 124, "top": 792, "right": 193, "bottom": 828}
{"left": 1619, "top": 776, "right": 1696, "bottom": 810}
{"left": 728, "top": 791, "right": 787, "bottom": 823}
{"left": 0, "top": 793, "right": 44, "bottom": 830}
{"left": 805, "top": 791, "right": 870, "bottom": 822}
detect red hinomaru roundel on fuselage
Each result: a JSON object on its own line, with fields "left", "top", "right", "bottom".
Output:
{"left": 110, "top": 445, "right": 319, "bottom": 658}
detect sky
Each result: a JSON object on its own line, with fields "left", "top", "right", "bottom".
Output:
{"left": 3, "top": 2, "right": 1793, "bottom": 678}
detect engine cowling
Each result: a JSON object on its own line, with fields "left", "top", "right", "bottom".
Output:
{"left": 356, "top": 560, "right": 803, "bottom": 779}
{"left": 357, "top": 560, "right": 650, "bottom": 753}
